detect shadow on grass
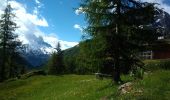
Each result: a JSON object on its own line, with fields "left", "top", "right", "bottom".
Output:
{"left": 96, "top": 77, "right": 134, "bottom": 92}
{"left": 96, "top": 80, "right": 118, "bottom": 92}
{"left": 96, "top": 84, "right": 112, "bottom": 92}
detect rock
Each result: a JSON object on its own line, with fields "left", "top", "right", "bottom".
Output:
{"left": 118, "top": 82, "right": 133, "bottom": 95}
{"left": 118, "top": 82, "right": 132, "bottom": 90}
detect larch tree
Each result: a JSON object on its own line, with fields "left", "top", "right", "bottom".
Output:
{"left": 0, "top": 4, "right": 21, "bottom": 81}
{"left": 80, "top": 0, "right": 159, "bottom": 83}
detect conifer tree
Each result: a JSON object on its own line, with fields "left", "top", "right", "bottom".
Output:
{"left": 80, "top": 0, "right": 159, "bottom": 83}
{"left": 48, "top": 42, "right": 64, "bottom": 75}
{"left": 55, "top": 42, "right": 64, "bottom": 74}
{"left": 0, "top": 4, "right": 21, "bottom": 81}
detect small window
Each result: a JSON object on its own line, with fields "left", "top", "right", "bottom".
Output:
{"left": 140, "top": 51, "right": 152, "bottom": 59}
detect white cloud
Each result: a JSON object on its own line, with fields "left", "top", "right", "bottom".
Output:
{"left": 0, "top": 0, "right": 78, "bottom": 51}
{"left": 75, "top": 7, "right": 85, "bottom": 15}
{"left": 59, "top": 40, "right": 78, "bottom": 50}
{"left": 9, "top": 0, "right": 48, "bottom": 27}
{"left": 142, "top": 0, "right": 170, "bottom": 14}
{"left": 74, "top": 24, "right": 81, "bottom": 29}
{"left": 33, "top": 0, "right": 42, "bottom": 15}
{"left": 35, "top": 0, "right": 40, "bottom": 4}
{"left": 43, "top": 35, "right": 78, "bottom": 50}
{"left": 43, "top": 35, "right": 59, "bottom": 48}
{"left": 35, "top": 0, "right": 43, "bottom": 8}
{"left": 74, "top": 24, "right": 83, "bottom": 32}
{"left": 33, "top": 7, "right": 38, "bottom": 15}
{"left": 0, "top": 0, "right": 6, "bottom": 9}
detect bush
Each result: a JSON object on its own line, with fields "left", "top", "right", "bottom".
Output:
{"left": 20, "top": 70, "right": 46, "bottom": 79}
{"left": 144, "top": 59, "right": 170, "bottom": 71}
{"left": 130, "top": 66, "right": 144, "bottom": 79}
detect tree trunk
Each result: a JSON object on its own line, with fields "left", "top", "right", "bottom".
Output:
{"left": 0, "top": 28, "right": 7, "bottom": 81}
{"left": 1, "top": 59, "right": 5, "bottom": 82}
{"left": 112, "top": 0, "right": 122, "bottom": 84}
{"left": 113, "top": 58, "right": 122, "bottom": 84}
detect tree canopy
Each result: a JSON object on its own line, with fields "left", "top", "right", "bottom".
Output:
{"left": 47, "top": 42, "right": 64, "bottom": 75}
{"left": 0, "top": 4, "right": 22, "bottom": 81}
{"left": 80, "top": 0, "right": 160, "bottom": 83}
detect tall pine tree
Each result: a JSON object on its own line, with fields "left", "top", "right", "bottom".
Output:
{"left": 48, "top": 42, "right": 64, "bottom": 75}
{"left": 0, "top": 4, "right": 21, "bottom": 81}
{"left": 80, "top": 0, "right": 159, "bottom": 83}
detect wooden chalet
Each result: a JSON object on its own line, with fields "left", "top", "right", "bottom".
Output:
{"left": 141, "top": 39, "right": 170, "bottom": 59}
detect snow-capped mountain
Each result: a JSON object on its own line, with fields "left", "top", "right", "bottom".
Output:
{"left": 20, "top": 38, "right": 78, "bottom": 67}
{"left": 154, "top": 9, "right": 170, "bottom": 37}
{"left": 18, "top": 35, "right": 57, "bottom": 67}
{"left": 21, "top": 44, "right": 52, "bottom": 67}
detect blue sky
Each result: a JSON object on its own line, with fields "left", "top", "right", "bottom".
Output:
{"left": 0, "top": 0, "right": 85, "bottom": 50}
{"left": 17, "top": 0, "right": 170, "bottom": 42}
{"left": 38, "top": 0, "right": 86, "bottom": 41}
{"left": 163, "top": 0, "right": 170, "bottom": 5}
{"left": 18, "top": 0, "right": 85, "bottom": 42}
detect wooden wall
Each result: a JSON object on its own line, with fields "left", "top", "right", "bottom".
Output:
{"left": 153, "top": 50, "right": 170, "bottom": 59}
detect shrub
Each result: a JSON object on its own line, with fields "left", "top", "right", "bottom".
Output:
{"left": 130, "top": 66, "right": 144, "bottom": 79}
{"left": 144, "top": 59, "right": 170, "bottom": 71}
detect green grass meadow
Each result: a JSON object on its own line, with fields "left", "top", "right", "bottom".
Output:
{"left": 0, "top": 70, "right": 170, "bottom": 100}
{"left": 0, "top": 75, "right": 117, "bottom": 100}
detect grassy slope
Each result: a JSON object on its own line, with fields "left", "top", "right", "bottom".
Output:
{"left": 0, "top": 70, "right": 170, "bottom": 100}
{"left": 0, "top": 75, "right": 117, "bottom": 100}
{"left": 109, "top": 70, "right": 170, "bottom": 100}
